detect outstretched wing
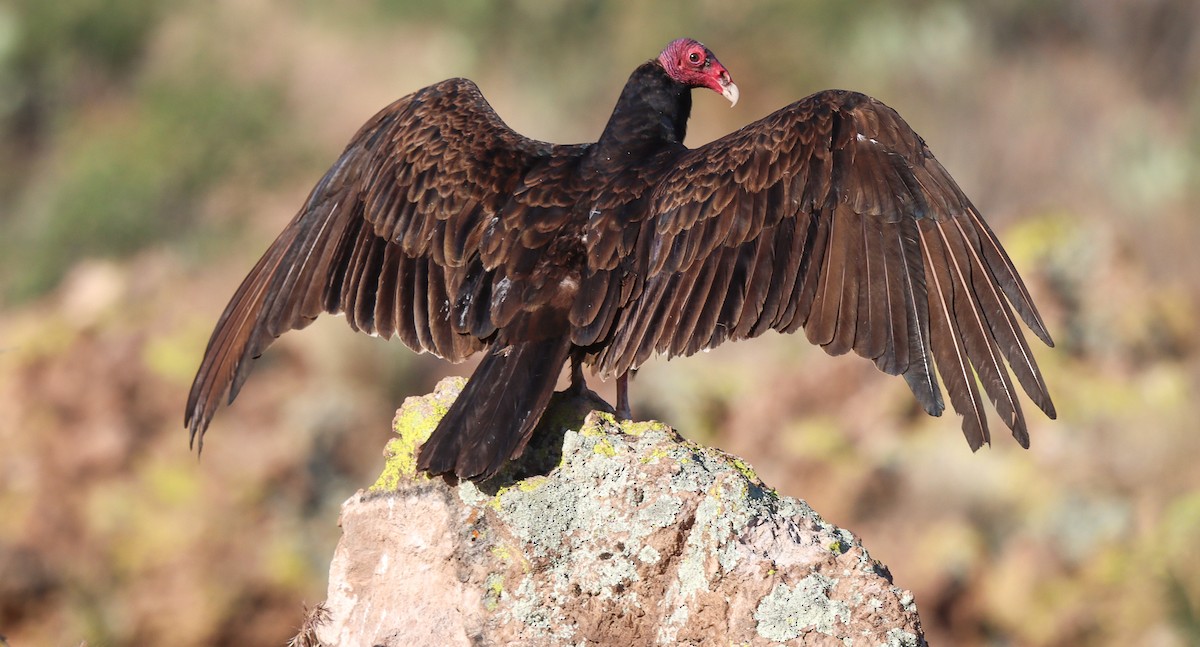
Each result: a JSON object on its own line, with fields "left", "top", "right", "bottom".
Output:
{"left": 186, "top": 78, "right": 584, "bottom": 448}
{"left": 597, "top": 90, "right": 1055, "bottom": 448}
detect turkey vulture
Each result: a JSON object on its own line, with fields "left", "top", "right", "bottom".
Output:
{"left": 186, "top": 38, "right": 1055, "bottom": 479}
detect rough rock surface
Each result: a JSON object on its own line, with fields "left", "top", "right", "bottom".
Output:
{"left": 306, "top": 377, "right": 925, "bottom": 646}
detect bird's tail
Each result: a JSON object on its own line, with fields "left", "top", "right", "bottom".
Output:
{"left": 417, "top": 335, "right": 573, "bottom": 479}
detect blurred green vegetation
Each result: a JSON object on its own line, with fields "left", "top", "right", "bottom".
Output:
{"left": 0, "top": 0, "right": 293, "bottom": 302}
{"left": 5, "top": 72, "right": 287, "bottom": 299}
{"left": 0, "top": 0, "right": 1197, "bottom": 645}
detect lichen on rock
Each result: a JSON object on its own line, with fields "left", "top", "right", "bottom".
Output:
{"left": 308, "top": 377, "right": 925, "bottom": 646}
{"left": 368, "top": 376, "right": 465, "bottom": 491}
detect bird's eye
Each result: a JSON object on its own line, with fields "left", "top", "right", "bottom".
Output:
{"left": 688, "top": 51, "right": 703, "bottom": 65}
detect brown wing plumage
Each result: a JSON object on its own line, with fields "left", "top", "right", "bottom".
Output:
{"left": 595, "top": 90, "right": 1055, "bottom": 448}
{"left": 186, "top": 78, "right": 585, "bottom": 449}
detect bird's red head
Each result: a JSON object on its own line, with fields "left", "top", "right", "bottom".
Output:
{"left": 657, "top": 38, "right": 739, "bottom": 106}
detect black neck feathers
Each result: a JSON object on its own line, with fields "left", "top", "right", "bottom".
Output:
{"left": 594, "top": 62, "right": 692, "bottom": 159}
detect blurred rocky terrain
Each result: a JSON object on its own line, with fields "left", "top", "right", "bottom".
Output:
{"left": 1, "top": 1, "right": 1197, "bottom": 645}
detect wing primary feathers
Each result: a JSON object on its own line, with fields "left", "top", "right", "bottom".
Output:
{"left": 919, "top": 221, "right": 988, "bottom": 449}
{"left": 966, "top": 208, "right": 1054, "bottom": 348}
{"left": 950, "top": 215, "right": 1057, "bottom": 420}
{"left": 896, "top": 200, "right": 943, "bottom": 417}
{"left": 186, "top": 221, "right": 300, "bottom": 450}
{"left": 259, "top": 209, "right": 330, "bottom": 336}
{"left": 935, "top": 218, "right": 1028, "bottom": 446}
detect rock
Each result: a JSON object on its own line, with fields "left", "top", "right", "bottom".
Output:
{"left": 305, "top": 377, "right": 925, "bottom": 646}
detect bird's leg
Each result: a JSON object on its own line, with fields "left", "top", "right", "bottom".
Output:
{"left": 567, "top": 353, "right": 587, "bottom": 396}
{"left": 616, "top": 372, "right": 632, "bottom": 420}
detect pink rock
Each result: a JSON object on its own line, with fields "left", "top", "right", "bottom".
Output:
{"left": 299, "top": 378, "right": 925, "bottom": 646}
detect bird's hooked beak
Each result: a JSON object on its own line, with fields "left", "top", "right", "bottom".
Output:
{"left": 717, "top": 70, "right": 739, "bottom": 107}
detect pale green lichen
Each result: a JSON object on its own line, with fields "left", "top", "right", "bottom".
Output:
{"left": 727, "top": 456, "right": 760, "bottom": 483}
{"left": 456, "top": 480, "right": 490, "bottom": 508}
{"left": 620, "top": 419, "right": 671, "bottom": 437}
{"left": 516, "top": 475, "right": 548, "bottom": 492}
{"left": 483, "top": 476, "right": 552, "bottom": 511}
{"left": 496, "top": 470, "right": 586, "bottom": 555}
{"left": 633, "top": 495, "right": 683, "bottom": 530}
{"left": 657, "top": 604, "right": 690, "bottom": 644}
{"left": 581, "top": 411, "right": 617, "bottom": 434}
{"left": 369, "top": 377, "right": 464, "bottom": 492}
{"left": 483, "top": 573, "right": 505, "bottom": 611}
{"left": 581, "top": 546, "right": 640, "bottom": 598}
{"left": 505, "top": 575, "right": 574, "bottom": 642}
{"left": 369, "top": 438, "right": 419, "bottom": 492}
{"left": 637, "top": 545, "right": 660, "bottom": 564}
{"left": 640, "top": 447, "right": 672, "bottom": 464}
{"left": 592, "top": 438, "right": 617, "bottom": 457}
{"left": 754, "top": 575, "right": 850, "bottom": 642}
{"left": 885, "top": 627, "right": 922, "bottom": 647}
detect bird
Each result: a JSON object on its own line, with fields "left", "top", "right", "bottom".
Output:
{"left": 186, "top": 37, "right": 1056, "bottom": 480}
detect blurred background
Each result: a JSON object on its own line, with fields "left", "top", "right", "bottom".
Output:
{"left": 0, "top": 0, "right": 1197, "bottom": 645}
